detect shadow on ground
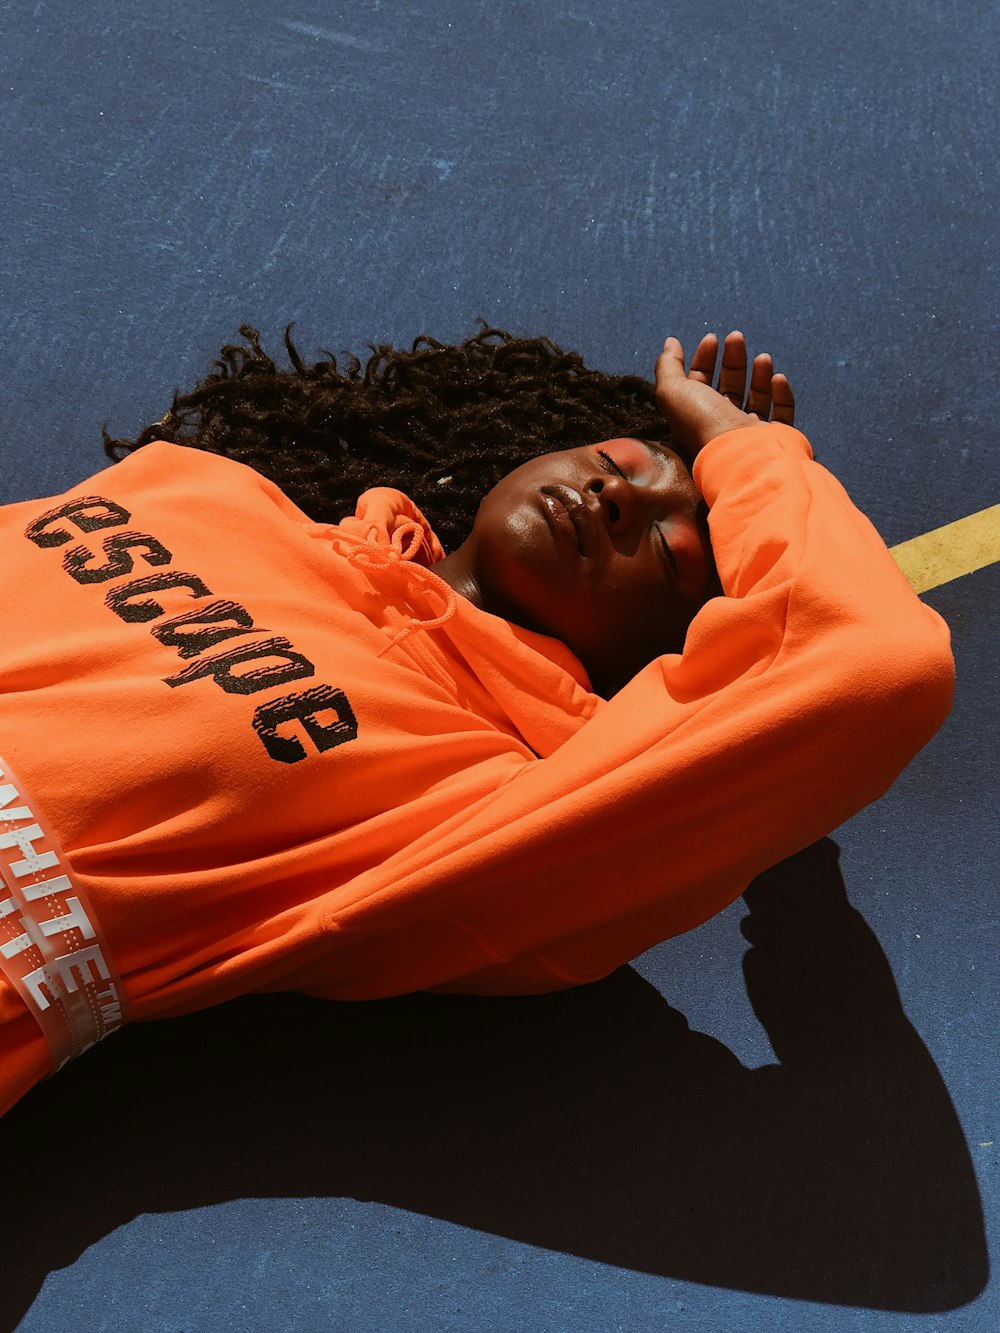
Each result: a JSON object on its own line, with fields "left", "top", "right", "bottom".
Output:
{"left": 0, "top": 840, "right": 988, "bottom": 1327}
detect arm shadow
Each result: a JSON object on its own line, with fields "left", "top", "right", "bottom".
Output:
{"left": 0, "top": 840, "right": 988, "bottom": 1327}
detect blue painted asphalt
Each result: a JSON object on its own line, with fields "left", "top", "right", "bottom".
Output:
{"left": 1, "top": 2, "right": 996, "bottom": 1330}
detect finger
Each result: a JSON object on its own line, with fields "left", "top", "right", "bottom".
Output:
{"left": 655, "top": 336, "right": 687, "bottom": 387}
{"left": 744, "top": 353, "right": 773, "bottom": 417}
{"left": 716, "top": 331, "right": 748, "bottom": 405}
{"left": 687, "top": 333, "right": 718, "bottom": 385}
{"left": 771, "top": 373, "right": 795, "bottom": 426}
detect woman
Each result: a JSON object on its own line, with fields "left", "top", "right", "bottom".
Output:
{"left": 0, "top": 328, "right": 953, "bottom": 1114}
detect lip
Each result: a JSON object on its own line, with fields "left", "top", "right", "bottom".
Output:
{"left": 540, "top": 485, "right": 593, "bottom": 555}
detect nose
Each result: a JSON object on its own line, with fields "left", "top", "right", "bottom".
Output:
{"left": 584, "top": 474, "right": 644, "bottom": 532}
{"left": 584, "top": 471, "right": 708, "bottom": 579}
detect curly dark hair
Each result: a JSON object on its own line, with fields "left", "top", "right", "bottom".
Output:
{"left": 104, "top": 324, "right": 669, "bottom": 552}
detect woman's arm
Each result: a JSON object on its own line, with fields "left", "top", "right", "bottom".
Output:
{"left": 305, "top": 336, "right": 953, "bottom": 997}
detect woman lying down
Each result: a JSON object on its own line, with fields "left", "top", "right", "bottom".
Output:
{"left": 0, "top": 325, "right": 953, "bottom": 1114}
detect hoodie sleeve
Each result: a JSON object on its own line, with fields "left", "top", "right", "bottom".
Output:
{"left": 300, "top": 422, "right": 955, "bottom": 996}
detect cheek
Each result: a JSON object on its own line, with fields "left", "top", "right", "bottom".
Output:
{"left": 479, "top": 500, "right": 552, "bottom": 583}
{"left": 471, "top": 494, "right": 574, "bottom": 627}
{"left": 582, "top": 568, "right": 691, "bottom": 657}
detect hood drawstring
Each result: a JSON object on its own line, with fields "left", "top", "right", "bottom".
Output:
{"left": 310, "top": 519, "right": 458, "bottom": 654}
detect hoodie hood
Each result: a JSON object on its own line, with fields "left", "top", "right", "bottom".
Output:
{"left": 315, "top": 487, "right": 601, "bottom": 755}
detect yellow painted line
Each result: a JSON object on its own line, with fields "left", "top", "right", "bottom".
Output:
{"left": 891, "top": 503, "right": 1000, "bottom": 594}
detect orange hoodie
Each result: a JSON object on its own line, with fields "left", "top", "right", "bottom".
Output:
{"left": 0, "top": 424, "right": 953, "bottom": 1112}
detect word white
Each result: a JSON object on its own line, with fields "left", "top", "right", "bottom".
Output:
{"left": 0, "top": 764, "right": 125, "bottom": 1066}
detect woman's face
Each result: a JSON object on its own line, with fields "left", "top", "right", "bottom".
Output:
{"left": 449, "top": 438, "right": 717, "bottom": 696}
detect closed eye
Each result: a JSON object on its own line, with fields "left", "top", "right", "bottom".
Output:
{"left": 656, "top": 525, "right": 678, "bottom": 575}
{"left": 596, "top": 449, "right": 627, "bottom": 478}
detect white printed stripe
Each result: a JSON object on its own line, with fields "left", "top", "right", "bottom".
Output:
{"left": 0, "top": 757, "right": 127, "bottom": 1071}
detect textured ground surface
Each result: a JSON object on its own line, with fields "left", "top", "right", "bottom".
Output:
{"left": 1, "top": 2, "right": 996, "bottom": 1329}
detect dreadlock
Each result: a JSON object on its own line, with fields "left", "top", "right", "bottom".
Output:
{"left": 104, "top": 323, "right": 668, "bottom": 552}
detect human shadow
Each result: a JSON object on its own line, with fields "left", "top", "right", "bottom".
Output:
{"left": 0, "top": 840, "right": 988, "bottom": 1328}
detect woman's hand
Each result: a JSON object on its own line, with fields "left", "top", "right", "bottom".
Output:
{"left": 654, "top": 331, "right": 795, "bottom": 458}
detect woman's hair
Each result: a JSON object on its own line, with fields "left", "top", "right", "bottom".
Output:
{"left": 104, "top": 324, "right": 668, "bottom": 551}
